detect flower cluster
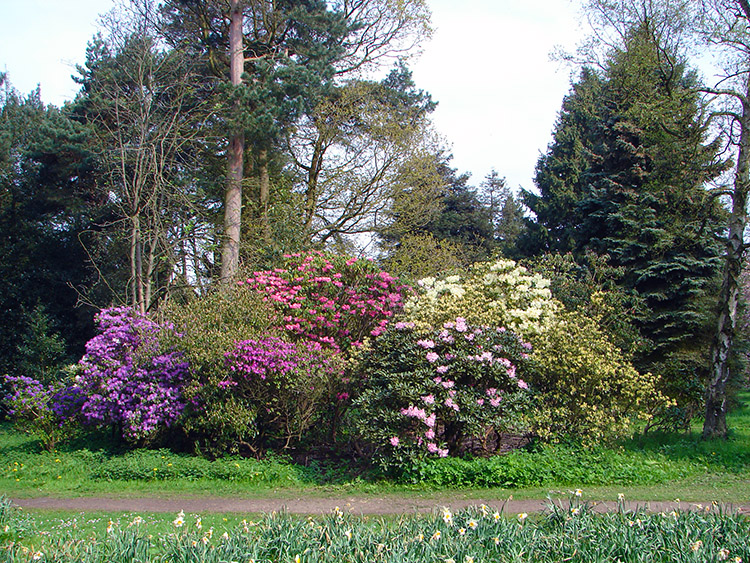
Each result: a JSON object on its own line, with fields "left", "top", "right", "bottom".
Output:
{"left": 352, "top": 317, "right": 532, "bottom": 464}
{"left": 78, "top": 307, "right": 189, "bottom": 442}
{"left": 4, "top": 375, "right": 84, "bottom": 451}
{"left": 404, "top": 259, "right": 557, "bottom": 337}
{"left": 225, "top": 337, "right": 333, "bottom": 383}
{"left": 222, "top": 335, "right": 343, "bottom": 449}
{"left": 239, "top": 251, "right": 411, "bottom": 352}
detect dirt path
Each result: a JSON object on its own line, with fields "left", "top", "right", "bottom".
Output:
{"left": 11, "top": 496, "right": 750, "bottom": 516}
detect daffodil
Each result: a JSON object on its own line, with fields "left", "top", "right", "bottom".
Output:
{"left": 441, "top": 507, "right": 454, "bottom": 525}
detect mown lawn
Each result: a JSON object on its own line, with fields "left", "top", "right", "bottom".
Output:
{"left": 1, "top": 392, "right": 748, "bottom": 504}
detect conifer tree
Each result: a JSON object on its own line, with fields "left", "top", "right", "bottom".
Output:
{"left": 521, "top": 19, "right": 727, "bottom": 414}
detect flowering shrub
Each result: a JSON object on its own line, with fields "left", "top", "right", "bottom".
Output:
{"left": 78, "top": 307, "right": 188, "bottom": 443}
{"left": 526, "top": 311, "right": 669, "bottom": 443}
{"left": 351, "top": 318, "right": 532, "bottom": 470}
{"left": 224, "top": 336, "right": 343, "bottom": 449}
{"left": 240, "top": 251, "right": 411, "bottom": 353}
{"left": 403, "top": 259, "right": 558, "bottom": 337}
{"left": 4, "top": 374, "right": 84, "bottom": 451}
{"left": 160, "top": 287, "right": 276, "bottom": 456}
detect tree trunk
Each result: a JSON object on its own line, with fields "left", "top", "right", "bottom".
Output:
{"left": 703, "top": 84, "right": 750, "bottom": 439}
{"left": 258, "top": 148, "right": 271, "bottom": 244}
{"left": 131, "top": 215, "right": 147, "bottom": 316}
{"left": 220, "top": 0, "right": 245, "bottom": 283}
{"left": 303, "top": 136, "right": 324, "bottom": 237}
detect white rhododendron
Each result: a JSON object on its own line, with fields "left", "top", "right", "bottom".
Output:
{"left": 405, "top": 259, "right": 557, "bottom": 337}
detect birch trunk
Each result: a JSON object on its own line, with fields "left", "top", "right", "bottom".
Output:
{"left": 703, "top": 78, "right": 750, "bottom": 439}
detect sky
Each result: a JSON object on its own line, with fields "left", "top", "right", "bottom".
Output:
{"left": 0, "top": 0, "right": 586, "bottom": 192}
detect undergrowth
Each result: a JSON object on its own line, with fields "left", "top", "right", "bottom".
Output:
{"left": 1, "top": 392, "right": 748, "bottom": 496}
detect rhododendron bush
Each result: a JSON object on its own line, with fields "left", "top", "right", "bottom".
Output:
{"left": 527, "top": 311, "right": 669, "bottom": 443}
{"left": 404, "top": 259, "right": 558, "bottom": 337}
{"left": 4, "top": 374, "right": 85, "bottom": 451}
{"left": 78, "top": 307, "right": 189, "bottom": 443}
{"left": 223, "top": 336, "right": 343, "bottom": 448}
{"left": 351, "top": 318, "right": 532, "bottom": 470}
{"left": 3, "top": 252, "right": 666, "bottom": 458}
{"left": 240, "top": 251, "right": 410, "bottom": 352}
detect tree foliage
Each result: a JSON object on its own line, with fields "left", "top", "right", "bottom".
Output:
{"left": 0, "top": 82, "right": 100, "bottom": 376}
{"left": 520, "top": 17, "right": 727, "bottom": 419}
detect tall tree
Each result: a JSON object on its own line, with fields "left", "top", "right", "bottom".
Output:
{"left": 381, "top": 156, "right": 496, "bottom": 266}
{"left": 156, "top": 0, "right": 431, "bottom": 271}
{"left": 73, "top": 12, "right": 212, "bottom": 314}
{"left": 521, "top": 8, "right": 727, "bottom": 412}
{"left": 221, "top": 0, "right": 245, "bottom": 281}
{"left": 289, "top": 62, "right": 439, "bottom": 247}
{"left": 0, "top": 80, "right": 100, "bottom": 374}
{"left": 692, "top": 0, "right": 750, "bottom": 437}
{"left": 479, "top": 170, "right": 526, "bottom": 256}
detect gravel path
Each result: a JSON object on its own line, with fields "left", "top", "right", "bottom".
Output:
{"left": 11, "top": 496, "right": 750, "bottom": 516}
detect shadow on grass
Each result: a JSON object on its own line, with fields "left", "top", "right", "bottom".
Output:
{"left": 620, "top": 391, "right": 750, "bottom": 472}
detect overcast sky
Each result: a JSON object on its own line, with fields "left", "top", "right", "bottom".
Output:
{"left": 0, "top": 0, "right": 586, "bottom": 192}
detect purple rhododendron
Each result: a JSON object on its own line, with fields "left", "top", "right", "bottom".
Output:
{"left": 4, "top": 375, "right": 84, "bottom": 451}
{"left": 78, "top": 307, "right": 188, "bottom": 442}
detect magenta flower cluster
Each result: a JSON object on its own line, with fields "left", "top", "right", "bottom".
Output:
{"left": 225, "top": 336, "right": 333, "bottom": 383}
{"left": 78, "top": 307, "right": 188, "bottom": 442}
{"left": 239, "top": 251, "right": 410, "bottom": 352}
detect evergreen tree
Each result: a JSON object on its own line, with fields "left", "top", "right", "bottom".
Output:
{"left": 381, "top": 157, "right": 495, "bottom": 267}
{"left": 0, "top": 83, "right": 100, "bottom": 375}
{"left": 520, "top": 20, "right": 727, "bottom": 416}
{"left": 479, "top": 170, "right": 526, "bottom": 257}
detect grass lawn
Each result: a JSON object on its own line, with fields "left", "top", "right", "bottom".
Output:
{"left": 1, "top": 391, "right": 748, "bottom": 505}
{"left": 0, "top": 393, "right": 748, "bottom": 562}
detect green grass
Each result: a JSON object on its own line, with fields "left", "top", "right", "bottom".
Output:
{"left": 1, "top": 392, "right": 748, "bottom": 503}
{"left": 1, "top": 494, "right": 749, "bottom": 563}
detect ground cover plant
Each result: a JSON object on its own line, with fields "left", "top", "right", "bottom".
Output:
{"left": 1, "top": 393, "right": 749, "bottom": 500}
{"left": 1, "top": 494, "right": 749, "bottom": 562}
